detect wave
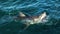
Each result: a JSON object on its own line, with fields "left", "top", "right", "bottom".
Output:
{"left": 0, "top": 0, "right": 60, "bottom": 25}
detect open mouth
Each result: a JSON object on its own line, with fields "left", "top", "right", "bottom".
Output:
{"left": 16, "top": 12, "right": 48, "bottom": 25}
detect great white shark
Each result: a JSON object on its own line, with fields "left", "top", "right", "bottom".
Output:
{"left": 14, "top": 11, "right": 49, "bottom": 32}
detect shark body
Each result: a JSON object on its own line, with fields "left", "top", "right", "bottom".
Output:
{"left": 19, "top": 12, "right": 47, "bottom": 25}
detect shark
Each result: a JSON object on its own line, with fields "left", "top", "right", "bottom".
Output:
{"left": 14, "top": 11, "right": 49, "bottom": 32}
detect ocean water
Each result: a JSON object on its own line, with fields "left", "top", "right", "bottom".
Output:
{"left": 0, "top": 0, "right": 60, "bottom": 34}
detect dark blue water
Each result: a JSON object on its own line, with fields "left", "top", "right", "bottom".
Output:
{"left": 0, "top": 0, "right": 60, "bottom": 34}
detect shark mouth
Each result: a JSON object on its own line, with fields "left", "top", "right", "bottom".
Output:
{"left": 16, "top": 12, "right": 49, "bottom": 25}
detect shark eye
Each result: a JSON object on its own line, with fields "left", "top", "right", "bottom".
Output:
{"left": 19, "top": 12, "right": 26, "bottom": 17}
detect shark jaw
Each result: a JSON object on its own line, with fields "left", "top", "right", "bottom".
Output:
{"left": 19, "top": 12, "right": 48, "bottom": 25}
